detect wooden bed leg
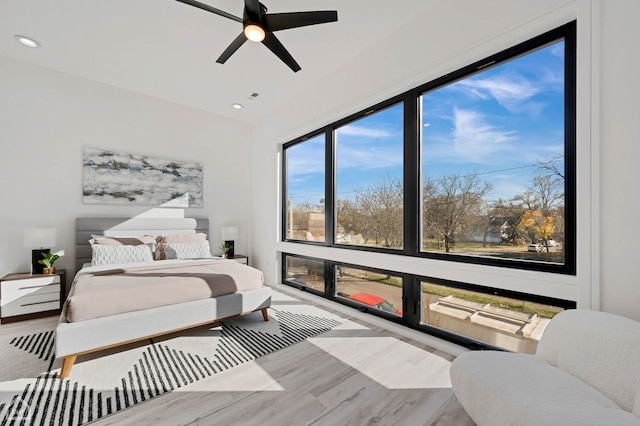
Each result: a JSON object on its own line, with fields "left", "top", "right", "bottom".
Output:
{"left": 261, "top": 308, "right": 269, "bottom": 321}
{"left": 60, "top": 356, "right": 77, "bottom": 379}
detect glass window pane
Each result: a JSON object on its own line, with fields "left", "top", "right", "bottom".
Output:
{"left": 335, "top": 103, "right": 404, "bottom": 249}
{"left": 336, "top": 266, "right": 402, "bottom": 316}
{"left": 285, "top": 256, "right": 325, "bottom": 292}
{"left": 285, "top": 135, "right": 325, "bottom": 242}
{"left": 420, "top": 279, "right": 565, "bottom": 353}
{"left": 421, "top": 40, "right": 566, "bottom": 266}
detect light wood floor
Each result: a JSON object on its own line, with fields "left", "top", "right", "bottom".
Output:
{"left": 2, "top": 285, "right": 476, "bottom": 426}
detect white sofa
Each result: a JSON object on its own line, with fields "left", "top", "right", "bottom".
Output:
{"left": 450, "top": 309, "right": 640, "bottom": 426}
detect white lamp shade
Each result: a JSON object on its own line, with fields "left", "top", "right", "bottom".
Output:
{"left": 221, "top": 226, "right": 239, "bottom": 241}
{"left": 23, "top": 228, "right": 56, "bottom": 248}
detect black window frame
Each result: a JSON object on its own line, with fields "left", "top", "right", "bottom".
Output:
{"left": 281, "top": 252, "right": 577, "bottom": 351}
{"left": 282, "top": 21, "right": 576, "bottom": 275}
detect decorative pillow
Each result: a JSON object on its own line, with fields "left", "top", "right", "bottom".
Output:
{"left": 91, "top": 244, "right": 154, "bottom": 266}
{"left": 162, "top": 241, "right": 212, "bottom": 260}
{"left": 155, "top": 233, "right": 208, "bottom": 260}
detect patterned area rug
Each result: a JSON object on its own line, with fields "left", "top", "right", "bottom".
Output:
{"left": 0, "top": 290, "right": 343, "bottom": 425}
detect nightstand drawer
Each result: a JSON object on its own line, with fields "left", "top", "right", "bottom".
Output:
{"left": 2, "top": 295, "right": 60, "bottom": 317}
{"left": 2, "top": 276, "right": 60, "bottom": 302}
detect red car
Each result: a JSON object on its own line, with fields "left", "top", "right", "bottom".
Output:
{"left": 348, "top": 292, "right": 402, "bottom": 315}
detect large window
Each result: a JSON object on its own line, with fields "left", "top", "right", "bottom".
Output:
{"left": 283, "top": 22, "right": 575, "bottom": 273}
{"left": 282, "top": 254, "right": 575, "bottom": 353}
{"left": 281, "top": 22, "right": 576, "bottom": 351}
{"left": 421, "top": 39, "right": 568, "bottom": 267}
{"left": 335, "top": 103, "right": 405, "bottom": 249}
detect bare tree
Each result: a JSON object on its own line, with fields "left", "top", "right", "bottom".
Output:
{"left": 354, "top": 176, "right": 403, "bottom": 248}
{"left": 536, "top": 156, "right": 564, "bottom": 180}
{"left": 529, "top": 175, "right": 564, "bottom": 214}
{"left": 423, "top": 174, "right": 493, "bottom": 252}
{"left": 336, "top": 176, "right": 403, "bottom": 248}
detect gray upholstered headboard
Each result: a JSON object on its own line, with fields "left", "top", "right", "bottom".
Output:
{"left": 75, "top": 217, "right": 209, "bottom": 273}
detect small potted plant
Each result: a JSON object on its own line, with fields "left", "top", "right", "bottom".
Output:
{"left": 219, "top": 243, "right": 232, "bottom": 259}
{"left": 39, "top": 252, "right": 60, "bottom": 275}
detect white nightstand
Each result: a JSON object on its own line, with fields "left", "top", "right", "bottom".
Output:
{"left": 228, "top": 255, "right": 249, "bottom": 265}
{"left": 0, "top": 270, "right": 65, "bottom": 324}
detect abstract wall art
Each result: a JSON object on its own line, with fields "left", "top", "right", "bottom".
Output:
{"left": 83, "top": 148, "right": 203, "bottom": 207}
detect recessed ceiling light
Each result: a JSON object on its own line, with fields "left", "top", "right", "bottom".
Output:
{"left": 14, "top": 35, "right": 40, "bottom": 48}
{"left": 232, "top": 103, "right": 243, "bottom": 110}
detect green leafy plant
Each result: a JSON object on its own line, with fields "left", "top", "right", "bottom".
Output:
{"left": 38, "top": 252, "right": 60, "bottom": 268}
{"left": 219, "top": 243, "right": 232, "bottom": 254}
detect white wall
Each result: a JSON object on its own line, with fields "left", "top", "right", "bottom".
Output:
{"left": 250, "top": 0, "right": 640, "bottom": 321}
{"left": 0, "top": 57, "right": 252, "bottom": 284}
{"left": 597, "top": 0, "right": 640, "bottom": 319}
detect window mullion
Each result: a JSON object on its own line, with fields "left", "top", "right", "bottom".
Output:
{"left": 403, "top": 93, "right": 420, "bottom": 256}
{"left": 325, "top": 127, "right": 335, "bottom": 246}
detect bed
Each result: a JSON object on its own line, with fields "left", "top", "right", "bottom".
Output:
{"left": 55, "top": 217, "right": 272, "bottom": 378}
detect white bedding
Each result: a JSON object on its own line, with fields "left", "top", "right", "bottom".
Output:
{"left": 65, "top": 258, "right": 263, "bottom": 323}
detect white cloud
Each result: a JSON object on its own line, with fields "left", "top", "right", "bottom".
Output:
{"left": 286, "top": 141, "right": 325, "bottom": 177}
{"left": 287, "top": 156, "right": 325, "bottom": 177}
{"left": 456, "top": 73, "right": 540, "bottom": 113}
{"left": 550, "top": 43, "right": 564, "bottom": 58}
{"left": 452, "top": 107, "right": 516, "bottom": 162}
{"left": 336, "top": 144, "right": 403, "bottom": 171}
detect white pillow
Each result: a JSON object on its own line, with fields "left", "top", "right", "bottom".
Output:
{"left": 91, "top": 244, "right": 154, "bottom": 266}
{"left": 163, "top": 241, "right": 212, "bottom": 259}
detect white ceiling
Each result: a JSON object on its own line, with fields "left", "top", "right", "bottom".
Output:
{"left": 0, "top": 0, "right": 442, "bottom": 124}
{"left": 0, "top": 1, "right": 571, "bottom": 125}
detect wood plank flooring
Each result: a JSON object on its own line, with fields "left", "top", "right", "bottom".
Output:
{"left": 0, "top": 285, "right": 475, "bottom": 426}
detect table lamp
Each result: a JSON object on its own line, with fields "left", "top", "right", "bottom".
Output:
{"left": 23, "top": 228, "right": 56, "bottom": 274}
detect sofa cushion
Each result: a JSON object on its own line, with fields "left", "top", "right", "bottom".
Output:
{"left": 450, "top": 350, "right": 640, "bottom": 426}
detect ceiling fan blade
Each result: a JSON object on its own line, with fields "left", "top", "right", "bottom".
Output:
{"left": 175, "top": 0, "right": 242, "bottom": 23}
{"left": 216, "top": 33, "right": 247, "bottom": 64}
{"left": 262, "top": 32, "right": 301, "bottom": 72}
{"left": 244, "top": 0, "right": 262, "bottom": 20}
{"left": 265, "top": 11, "right": 338, "bottom": 31}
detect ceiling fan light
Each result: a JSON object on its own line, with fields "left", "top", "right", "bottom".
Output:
{"left": 244, "top": 24, "right": 265, "bottom": 42}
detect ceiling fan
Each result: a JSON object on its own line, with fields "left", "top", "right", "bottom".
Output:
{"left": 176, "top": 0, "right": 338, "bottom": 72}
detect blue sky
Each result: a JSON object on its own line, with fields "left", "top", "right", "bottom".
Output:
{"left": 287, "top": 40, "right": 565, "bottom": 206}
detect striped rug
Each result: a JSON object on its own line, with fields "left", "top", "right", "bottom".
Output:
{"left": 0, "top": 292, "right": 343, "bottom": 425}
